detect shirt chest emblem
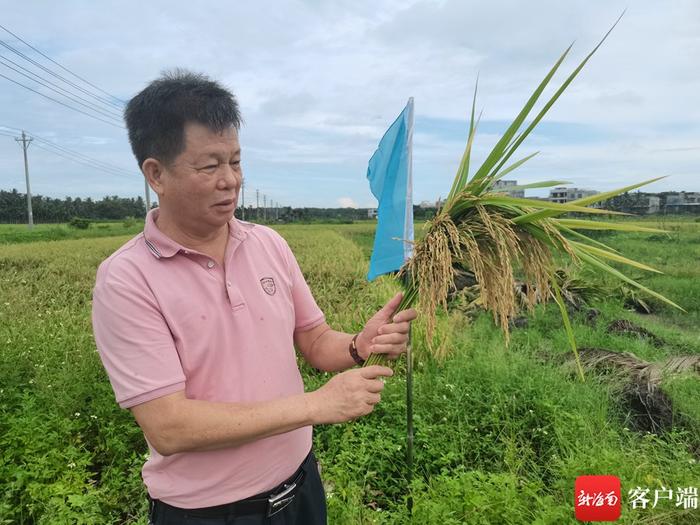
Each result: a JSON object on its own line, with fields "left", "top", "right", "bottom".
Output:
{"left": 260, "top": 277, "right": 276, "bottom": 296}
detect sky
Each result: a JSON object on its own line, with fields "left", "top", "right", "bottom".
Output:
{"left": 0, "top": 0, "right": 698, "bottom": 209}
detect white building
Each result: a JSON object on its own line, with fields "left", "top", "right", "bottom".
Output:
{"left": 549, "top": 187, "right": 598, "bottom": 204}
{"left": 493, "top": 180, "right": 525, "bottom": 199}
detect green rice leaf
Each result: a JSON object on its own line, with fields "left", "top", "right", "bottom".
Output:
{"left": 551, "top": 274, "right": 585, "bottom": 382}
{"left": 554, "top": 218, "right": 666, "bottom": 233}
{"left": 447, "top": 79, "right": 481, "bottom": 202}
{"left": 571, "top": 240, "right": 662, "bottom": 274}
{"left": 447, "top": 110, "right": 482, "bottom": 203}
{"left": 481, "top": 195, "right": 627, "bottom": 217}
{"left": 494, "top": 179, "right": 570, "bottom": 192}
{"left": 487, "top": 13, "right": 625, "bottom": 181}
{"left": 577, "top": 250, "right": 684, "bottom": 311}
{"left": 557, "top": 225, "right": 622, "bottom": 254}
{"left": 487, "top": 152, "right": 541, "bottom": 187}
{"left": 568, "top": 176, "right": 666, "bottom": 207}
{"left": 467, "top": 44, "right": 573, "bottom": 186}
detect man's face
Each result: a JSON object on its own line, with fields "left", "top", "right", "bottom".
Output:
{"left": 157, "top": 122, "right": 242, "bottom": 232}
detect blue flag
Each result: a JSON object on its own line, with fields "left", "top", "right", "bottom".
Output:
{"left": 367, "top": 98, "right": 414, "bottom": 281}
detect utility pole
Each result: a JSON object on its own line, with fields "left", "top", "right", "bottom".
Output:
{"left": 15, "top": 131, "right": 33, "bottom": 229}
{"left": 256, "top": 189, "right": 259, "bottom": 222}
{"left": 144, "top": 178, "right": 151, "bottom": 216}
{"left": 263, "top": 195, "right": 267, "bottom": 222}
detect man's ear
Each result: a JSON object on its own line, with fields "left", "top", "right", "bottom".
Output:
{"left": 142, "top": 158, "right": 166, "bottom": 196}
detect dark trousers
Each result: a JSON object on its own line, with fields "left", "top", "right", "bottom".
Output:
{"left": 148, "top": 452, "right": 327, "bottom": 525}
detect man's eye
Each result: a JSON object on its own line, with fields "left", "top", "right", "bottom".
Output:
{"left": 199, "top": 164, "right": 218, "bottom": 172}
{"left": 230, "top": 161, "right": 241, "bottom": 167}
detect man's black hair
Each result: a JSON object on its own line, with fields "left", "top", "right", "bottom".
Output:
{"left": 124, "top": 69, "right": 241, "bottom": 167}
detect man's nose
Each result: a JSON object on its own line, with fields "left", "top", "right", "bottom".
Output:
{"left": 217, "top": 164, "right": 241, "bottom": 189}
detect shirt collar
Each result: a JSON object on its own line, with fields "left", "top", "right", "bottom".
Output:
{"left": 143, "top": 208, "right": 250, "bottom": 259}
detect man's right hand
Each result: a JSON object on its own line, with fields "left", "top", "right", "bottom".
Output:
{"left": 308, "top": 365, "right": 394, "bottom": 424}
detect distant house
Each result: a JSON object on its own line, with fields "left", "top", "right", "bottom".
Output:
{"left": 661, "top": 191, "right": 700, "bottom": 214}
{"left": 641, "top": 195, "right": 661, "bottom": 214}
{"left": 549, "top": 187, "right": 598, "bottom": 204}
{"left": 493, "top": 180, "right": 525, "bottom": 198}
{"left": 367, "top": 208, "right": 377, "bottom": 219}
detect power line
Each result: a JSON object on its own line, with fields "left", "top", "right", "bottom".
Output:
{"left": 0, "top": 23, "right": 125, "bottom": 106}
{"left": 32, "top": 140, "right": 131, "bottom": 175}
{"left": 0, "top": 125, "right": 133, "bottom": 177}
{"left": 0, "top": 52, "right": 123, "bottom": 117}
{"left": 0, "top": 56, "right": 124, "bottom": 122}
{"left": 0, "top": 37, "right": 123, "bottom": 111}
{"left": 0, "top": 72, "right": 124, "bottom": 128}
{"left": 31, "top": 142, "right": 134, "bottom": 180}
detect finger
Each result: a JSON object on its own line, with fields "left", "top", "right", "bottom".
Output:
{"left": 360, "top": 365, "right": 394, "bottom": 379}
{"left": 372, "top": 293, "right": 403, "bottom": 321}
{"left": 370, "top": 344, "right": 407, "bottom": 357}
{"left": 365, "top": 378, "right": 386, "bottom": 393}
{"left": 371, "top": 332, "right": 407, "bottom": 346}
{"left": 392, "top": 308, "right": 418, "bottom": 324}
{"left": 365, "top": 393, "right": 381, "bottom": 405}
{"left": 377, "top": 321, "right": 410, "bottom": 336}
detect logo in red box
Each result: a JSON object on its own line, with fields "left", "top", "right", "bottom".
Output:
{"left": 575, "top": 475, "right": 621, "bottom": 521}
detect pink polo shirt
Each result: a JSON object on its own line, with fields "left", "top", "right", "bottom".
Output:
{"left": 91, "top": 209, "right": 325, "bottom": 508}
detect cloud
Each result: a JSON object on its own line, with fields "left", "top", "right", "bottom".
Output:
{"left": 0, "top": 0, "right": 698, "bottom": 207}
{"left": 337, "top": 197, "right": 358, "bottom": 208}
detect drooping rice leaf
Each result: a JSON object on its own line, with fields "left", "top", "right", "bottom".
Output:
{"left": 554, "top": 218, "right": 666, "bottom": 233}
{"left": 557, "top": 225, "right": 623, "bottom": 254}
{"left": 550, "top": 274, "right": 585, "bottom": 382}
{"left": 570, "top": 240, "right": 662, "bottom": 274}
{"left": 576, "top": 250, "right": 684, "bottom": 311}
{"left": 513, "top": 176, "right": 666, "bottom": 224}
{"left": 479, "top": 195, "right": 628, "bottom": 216}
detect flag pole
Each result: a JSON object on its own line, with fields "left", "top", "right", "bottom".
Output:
{"left": 405, "top": 96, "right": 415, "bottom": 515}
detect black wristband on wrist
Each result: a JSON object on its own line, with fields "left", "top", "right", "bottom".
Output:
{"left": 349, "top": 334, "right": 365, "bottom": 366}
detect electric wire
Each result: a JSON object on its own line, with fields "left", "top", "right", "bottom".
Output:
{"left": 0, "top": 37, "right": 123, "bottom": 112}
{"left": 31, "top": 140, "right": 133, "bottom": 177}
{"left": 0, "top": 72, "right": 124, "bottom": 128}
{"left": 0, "top": 23, "right": 125, "bottom": 106}
{"left": 31, "top": 142, "right": 135, "bottom": 180}
{"left": 0, "top": 125, "right": 134, "bottom": 176}
{"left": 0, "top": 56, "right": 124, "bottom": 122}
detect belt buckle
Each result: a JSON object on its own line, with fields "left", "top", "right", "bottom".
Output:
{"left": 267, "top": 482, "right": 297, "bottom": 517}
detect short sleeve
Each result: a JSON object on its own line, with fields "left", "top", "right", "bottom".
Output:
{"left": 92, "top": 261, "right": 186, "bottom": 409}
{"left": 277, "top": 238, "right": 325, "bottom": 332}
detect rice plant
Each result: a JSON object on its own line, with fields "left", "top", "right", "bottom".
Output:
{"left": 366, "top": 16, "right": 682, "bottom": 382}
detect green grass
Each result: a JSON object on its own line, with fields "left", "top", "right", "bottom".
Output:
{"left": 0, "top": 221, "right": 144, "bottom": 244}
{"left": 0, "top": 221, "right": 698, "bottom": 524}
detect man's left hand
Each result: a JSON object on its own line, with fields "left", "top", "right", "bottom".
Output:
{"left": 356, "top": 293, "right": 418, "bottom": 361}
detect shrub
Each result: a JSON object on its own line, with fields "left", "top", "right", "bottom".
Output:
{"left": 69, "top": 217, "right": 91, "bottom": 229}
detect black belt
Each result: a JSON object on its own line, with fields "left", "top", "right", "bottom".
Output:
{"left": 150, "top": 452, "right": 310, "bottom": 519}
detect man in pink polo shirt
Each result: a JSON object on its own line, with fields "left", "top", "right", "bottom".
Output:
{"left": 92, "top": 71, "right": 416, "bottom": 524}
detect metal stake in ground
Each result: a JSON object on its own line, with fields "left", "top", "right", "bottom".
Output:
{"left": 406, "top": 324, "right": 414, "bottom": 514}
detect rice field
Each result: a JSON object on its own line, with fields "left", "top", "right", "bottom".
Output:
{"left": 0, "top": 220, "right": 698, "bottom": 524}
